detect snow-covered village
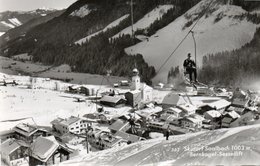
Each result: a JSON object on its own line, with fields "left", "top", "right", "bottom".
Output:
{"left": 1, "top": 0, "right": 260, "bottom": 165}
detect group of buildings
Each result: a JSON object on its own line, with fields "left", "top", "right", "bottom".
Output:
{"left": 1, "top": 68, "right": 260, "bottom": 166}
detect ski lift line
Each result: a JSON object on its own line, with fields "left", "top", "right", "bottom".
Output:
{"left": 156, "top": 0, "right": 214, "bottom": 74}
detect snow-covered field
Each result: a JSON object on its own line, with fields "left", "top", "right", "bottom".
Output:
{"left": 112, "top": 5, "right": 174, "bottom": 39}
{"left": 0, "top": 56, "right": 126, "bottom": 85}
{"left": 125, "top": 0, "right": 260, "bottom": 83}
{"left": 0, "top": 72, "right": 134, "bottom": 131}
{"left": 75, "top": 14, "right": 130, "bottom": 45}
{"left": 62, "top": 124, "right": 260, "bottom": 165}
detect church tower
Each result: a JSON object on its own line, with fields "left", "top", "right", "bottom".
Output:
{"left": 131, "top": 68, "right": 140, "bottom": 90}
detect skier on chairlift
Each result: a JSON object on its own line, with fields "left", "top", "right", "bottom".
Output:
{"left": 183, "top": 53, "right": 197, "bottom": 83}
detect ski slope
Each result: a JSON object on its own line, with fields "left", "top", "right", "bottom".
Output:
{"left": 112, "top": 5, "right": 174, "bottom": 39}
{"left": 62, "top": 124, "right": 260, "bottom": 165}
{"left": 75, "top": 14, "right": 130, "bottom": 45}
{"left": 1, "top": 21, "right": 15, "bottom": 28}
{"left": 125, "top": 0, "right": 259, "bottom": 83}
{"left": 8, "top": 18, "right": 22, "bottom": 26}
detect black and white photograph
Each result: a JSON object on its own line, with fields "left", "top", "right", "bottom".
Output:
{"left": 0, "top": 0, "right": 260, "bottom": 165}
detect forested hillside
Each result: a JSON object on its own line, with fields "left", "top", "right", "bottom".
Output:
{"left": 199, "top": 27, "right": 260, "bottom": 86}
{"left": 0, "top": 0, "right": 201, "bottom": 84}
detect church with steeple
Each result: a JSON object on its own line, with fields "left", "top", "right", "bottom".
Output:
{"left": 125, "top": 67, "right": 153, "bottom": 107}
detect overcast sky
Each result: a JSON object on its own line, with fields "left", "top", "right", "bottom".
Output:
{"left": 0, "top": 0, "right": 78, "bottom": 12}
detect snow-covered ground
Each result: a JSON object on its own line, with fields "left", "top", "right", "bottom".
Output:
{"left": 0, "top": 32, "right": 5, "bottom": 36}
{"left": 0, "top": 56, "right": 126, "bottom": 85}
{"left": 8, "top": 18, "right": 22, "bottom": 26}
{"left": 70, "top": 5, "right": 92, "bottom": 18}
{"left": 125, "top": 0, "right": 260, "bottom": 83}
{"left": 0, "top": 72, "right": 133, "bottom": 132}
{"left": 1, "top": 21, "right": 15, "bottom": 28}
{"left": 112, "top": 5, "right": 174, "bottom": 39}
{"left": 62, "top": 124, "right": 260, "bottom": 165}
{"left": 75, "top": 14, "right": 130, "bottom": 45}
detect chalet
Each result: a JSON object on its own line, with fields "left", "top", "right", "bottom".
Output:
{"left": 29, "top": 136, "right": 72, "bottom": 165}
{"left": 164, "top": 115, "right": 181, "bottom": 126}
{"left": 60, "top": 133, "right": 85, "bottom": 146}
{"left": 108, "top": 119, "right": 131, "bottom": 134}
{"left": 87, "top": 128, "right": 127, "bottom": 150}
{"left": 221, "top": 111, "right": 240, "bottom": 128}
{"left": 227, "top": 106, "right": 245, "bottom": 115}
{"left": 51, "top": 116, "right": 88, "bottom": 135}
{"left": 198, "top": 99, "right": 231, "bottom": 114}
{"left": 135, "top": 106, "right": 163, "bottom": 120}
{"left": 147, "top": 120, "right": 165, "bottom": 132}
{"left": 204, "top": 110, "right": 222, "bottom": 123}
{"left": 100, "top": 95, "right": 126, "bottom": 107}
{"left": 1, "top": 138, "right": 29, "bottom": 166}
{"left": 99, "top": 132, "right": 127, "bottom": 149}
{"left": 13, "top": 123, "right": 49, "bottom": 143}
{"left": 125, "top": 90, "right": 142, "bottom": 107}
{"left": 160, "top": 107, "right": 183, "bottom": 121}
{"left": 231, "top": 98, "right": 249, "bottom": 108}
{"left": 114, "top": 131, "right": 145, "bottom": 144}
{"left": 177, "top": 103, "right": 197, "bottom": 116}
{"left": 181, "top": 115, "right": 203, "bottom": 129}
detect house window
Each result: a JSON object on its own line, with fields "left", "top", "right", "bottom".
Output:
{"left": 76, "top": 127, "right": 79, "bottom": 129}
{"left": 70, "top": 128, "right": 74, "bottom": 130}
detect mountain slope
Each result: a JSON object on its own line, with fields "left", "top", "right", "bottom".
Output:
{"left": 63, "top": 124, "right": 260, "bottom": 165}
{"left": 125, "top": 0, "right": 260, "bottom": 83}
{"left": 112, "top": 5, "right": 174, "bottom": 38}
{"left": 0, "top": 9, "right": 59, "bottom": 35}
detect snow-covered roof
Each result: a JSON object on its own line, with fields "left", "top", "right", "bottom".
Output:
{"left": 183, "top": 116, "right": 202, "bottom": 124}
{"left": 136, "top": 106, "right": 163, "bottom": 118}
{"left": 51, "top": 116, "right": 81, "bottom": 127}
{"left": 208, "top": 99, "right": 231, "bottom": 109}
{"left": 100, "top": 95, "right": 125, "bottom": 104}
{"left": 114, "top": 131, "right": 144, "bottom": 143}
{"left": 0, "top": 138, "right": 21, "bottom": 155}
{"left": 13, "top": 123, "right": 38, "bottom": 137}
{"left": 126, "top": 90, "right": 141, "bottom": 94}
{"left": 167, "top": 107, "right": 182, "bottom": 114}
{"left": 109, "top": 119, "right": 130, "bottom": 132}
{"left": 60, "top": 116, "right": 81, "bottom": 126}
{"left": 204, "top": 110, "right": 221, "bottom": 118}
{"left": 178, "top": 103, "right": 197, "bottom": 112}
{"left": 225, "top": 111, "right": 240, "bottom": 119}
{"left": 31, "top": 136, "right": 59, "bottom": 162}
